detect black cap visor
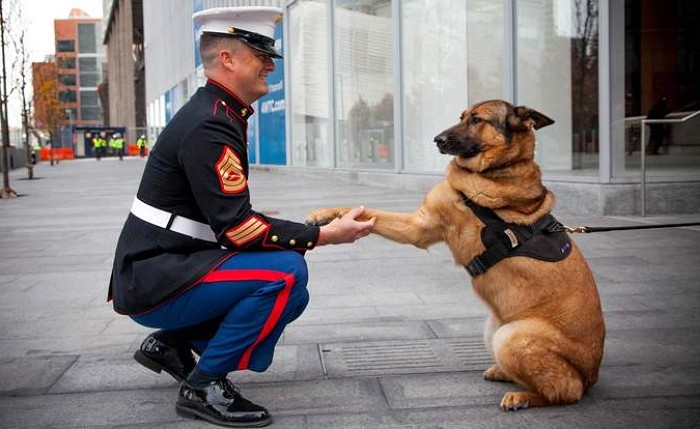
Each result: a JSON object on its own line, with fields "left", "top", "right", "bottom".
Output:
{"left": 204, "top": 28, "right": 282, "bottom": 59}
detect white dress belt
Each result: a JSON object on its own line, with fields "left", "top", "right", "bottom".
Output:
{"left": 130, "top": 197, "right": 218, "bottom": 243}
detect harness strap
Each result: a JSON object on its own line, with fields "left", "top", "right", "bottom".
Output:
{"left": 461, "top": 195, "right": 566, "bottom": 277}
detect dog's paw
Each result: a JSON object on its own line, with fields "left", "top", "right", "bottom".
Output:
{"left": 306, "top": 208, "right": 343, "bottom": 226}
{"left": 484, "top": 365, "right": 512, "bottom": 382}
{"left": 500, "top": 391, "right": 530, "bottom": 411}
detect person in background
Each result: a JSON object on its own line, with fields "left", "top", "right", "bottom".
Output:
{"left": 646, "top": 95, "right": 670, "bottom": 155}
{"left": 109, "top": 7, "right": 376, "bottom": 428}
{"left": 136, "top": 134, "right": 148, "bottom": 157}
{"left": 92, "top": 135, "right": 105, "bottom": 161}
{"left": 112, "top": 133, "right": 125, "bottom": 161}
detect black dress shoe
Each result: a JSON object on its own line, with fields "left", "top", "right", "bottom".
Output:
{"left": 176, "top": 379, "right": 272, "bottom": 428}
{"left": 133, "top": 333, "right": 196, "bottom": 382}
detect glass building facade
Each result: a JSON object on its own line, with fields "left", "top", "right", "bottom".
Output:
{"left": 143, "top": 0, "right": 700, "bottom": 214}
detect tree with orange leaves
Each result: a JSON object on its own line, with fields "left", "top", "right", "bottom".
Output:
{"left": 32, "top": 60, "right": 63, "bottom": 165}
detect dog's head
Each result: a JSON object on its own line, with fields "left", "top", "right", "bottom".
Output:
{"left": 433, "top": 100, "right": 554, "bottom": 172}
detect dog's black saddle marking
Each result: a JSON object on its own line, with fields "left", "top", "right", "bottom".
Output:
{"left": 461, "top": 194, "right": 572, "bottom": 277}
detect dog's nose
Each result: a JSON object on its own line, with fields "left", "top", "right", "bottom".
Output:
{"left": 434, "top": 134, "right": 447, "bottom": 145}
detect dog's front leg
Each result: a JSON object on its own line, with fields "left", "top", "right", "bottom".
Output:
{"left": 306, "top": 206, "right": 442, "bottom": 249}
{"left": 365, "top": 206, "right": 441, "bottom": 249}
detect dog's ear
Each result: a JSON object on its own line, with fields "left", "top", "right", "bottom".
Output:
{"left": 507, "top": 106, "right": 555, "bottom": 131}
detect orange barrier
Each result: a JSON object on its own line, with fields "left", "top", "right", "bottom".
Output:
{"left": 127, "top": 144, "right": 148, "bottom": 156}
{"left": 39, "top": 148, "right": 74, "bottom": 161}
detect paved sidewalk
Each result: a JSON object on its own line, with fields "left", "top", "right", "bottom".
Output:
{"left": 0, "top": 158, "right": 699, "bottom": 429}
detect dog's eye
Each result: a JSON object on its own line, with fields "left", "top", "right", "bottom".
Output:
{"left": 469, "top": 116, "right": 483, "bottom": 125}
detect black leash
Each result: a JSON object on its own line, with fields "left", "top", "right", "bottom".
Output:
{"left": 551, "top": 222, "right": 700, "bottom": 234}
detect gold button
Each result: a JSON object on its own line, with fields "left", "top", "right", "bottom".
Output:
{"left": 241, "top": 108, "right": 247, "bottom": 115}
{"left": 307, "top": 241, "right": 313, "bottom": 248}
{"left": 289, "top": 239, "right": 296, "bottom": 246}
{"left": 221, "top": 100, "right": 227, "bottom": 106}
{"left": 271, "top": 235, "right": 279, "bottom": 242}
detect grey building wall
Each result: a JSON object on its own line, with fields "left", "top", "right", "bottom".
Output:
{"left": 143, "top": 0, "right": 196, "bottom": 107}
{"left": 104, "top": 0, "right": 144, "bottom": 131}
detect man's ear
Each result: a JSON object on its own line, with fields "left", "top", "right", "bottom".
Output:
{"left": 219, "top": 49, "right": 236, "bottom": 71}
{"left": 507, "top": 106, "right": 555, "bottom": 131}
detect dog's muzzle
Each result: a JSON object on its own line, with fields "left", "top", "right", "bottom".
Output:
{"left": 434, "top": 133, "right": 480, "bottom": 158}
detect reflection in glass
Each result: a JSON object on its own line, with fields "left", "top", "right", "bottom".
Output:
{"left": 516, "top": 0, "right": 599, "bottom": 173}
{"left": 289, "top": 0, "right": 332, "bottom": 167}
{"left": 402, "top": 0, "right": 504, "bottom": 173}
{"left": 335, "top": 0, "right": 394, "bottom": 169}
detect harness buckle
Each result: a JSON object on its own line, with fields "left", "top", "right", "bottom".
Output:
{"left": 563, "top": 225, "right": 588, "bottom": 233}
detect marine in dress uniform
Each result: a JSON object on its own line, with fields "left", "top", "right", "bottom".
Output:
{"left": 109, "top": 6, "right": 373, "bottom": 428}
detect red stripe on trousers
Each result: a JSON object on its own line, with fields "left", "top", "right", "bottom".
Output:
{"left": 201, "top": 269, "right": 294, "bottom": 370}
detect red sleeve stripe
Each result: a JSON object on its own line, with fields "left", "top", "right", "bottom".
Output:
{"left": 200, "top": 269, "right": 294, "bottom": 371}
{"left": 225, "top": 216, "right": 269, "bottom": 246}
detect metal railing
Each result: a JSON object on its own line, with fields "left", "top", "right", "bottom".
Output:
{"left": 640, "top": 109, "right": 700, "bottom": 216}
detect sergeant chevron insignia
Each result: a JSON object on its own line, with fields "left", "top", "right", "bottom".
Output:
{"left": 215, "top": 146, "right": 247, "bottom": 194}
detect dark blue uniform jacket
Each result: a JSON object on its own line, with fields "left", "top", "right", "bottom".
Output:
{"left": 109, "top": 80, "right": 319, "bottom": 315}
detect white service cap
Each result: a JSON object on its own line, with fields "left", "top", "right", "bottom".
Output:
{"left": 193, "top": 7, "right": 283, "bottom": 58}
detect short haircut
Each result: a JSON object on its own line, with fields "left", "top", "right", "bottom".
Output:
{"left": 199, "top": 34, "right": 245, "bottom": 69}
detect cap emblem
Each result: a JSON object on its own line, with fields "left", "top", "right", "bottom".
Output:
{"left": 274, "top": 14, "right": 283, "bottom": 24}
{"left": 227, "top": 26, "right": 236, "bottom": 34}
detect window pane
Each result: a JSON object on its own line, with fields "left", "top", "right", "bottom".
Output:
{"left": 59, "top": 91, "right": 77, "bottom": 103}
{"left": 80, "top": 106, "right": 102, "bottom": 121}
{"left": 80, "top": 91, "right": 99, "bottom": 106}
{"left": 467, "top": 1, "right": 505, "bottom": 103}
{"left": 59, "top": 57, "right": 76, "bottom": 69}
{"left": 402, "top": 0, "right": 504, "bottom": 173}
{"left": 78, "top": 23, "right": 97, "bottom": 53}
{"left": 335, "top": 0, "right": 394, "bottom": 169}
{"left": 516, "top": 0, "right": 599, "bottom": 173}
{"left": 56, "top": 40, "right": 75, "bottom": 52}
{"left": 59, "top": 74, "right": 76, "bottom": 86}
{"left": 289, "top": 0, "right": 331, "bottom": 167}
{"left": 79, "top": 57, "right": 101, "bottom": 88}
{"left": 79, "top": 57, "right": 97, "bottom": 71}
{"left": 80, "top": 73, "right": 100, "bottom": 87}
{"left": 618, "top": 0, "right": 700, "bottom": 179}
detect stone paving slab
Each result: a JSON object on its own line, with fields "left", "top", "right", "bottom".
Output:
{"left": 0, "top": 355, "right": 77, "bottom": 397}
{"left": 1, "top": 160, "right": 699, "bottom": 428}
{"left": 282, "top": 320, "right": 435, "bottom": 344}
{"left": 0, "top": 388, "right": 184, "bottom": 428}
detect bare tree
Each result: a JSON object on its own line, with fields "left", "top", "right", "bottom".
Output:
{"left": 7, "top": 1, "right": 33, "bottom": 179}
{"left": 0, "top": 0, "right": 18, "bottom": 198}
{"left": 571, "top": 0, "right": 599, "bottom": 163}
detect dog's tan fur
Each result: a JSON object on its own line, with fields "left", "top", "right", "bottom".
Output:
{"left": 306, "top": 100, "right": 605, "bottom": 411}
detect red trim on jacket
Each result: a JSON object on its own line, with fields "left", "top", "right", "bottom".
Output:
{"left": 200, "top": 268, "right": 294, "bottom": 370}
{"left": 207, "top": 79, "right": 254, "bottom": 115}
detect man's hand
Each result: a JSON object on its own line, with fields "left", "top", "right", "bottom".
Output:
{"left": 317, "top": 206, "right": 375, "bottom": 245}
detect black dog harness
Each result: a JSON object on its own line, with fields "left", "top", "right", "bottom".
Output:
{"left": 462, "top": 194, "right": 572, "bottom": 277}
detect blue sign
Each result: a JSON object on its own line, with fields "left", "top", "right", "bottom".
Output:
{"left": 164, "top": 89, "right": 173, "bottom": 123}
{"left": 257, "top": 23, "right": 286, "bottom": 165}
{"left": 247, "top": 113, "right": 258, "bottom": 164}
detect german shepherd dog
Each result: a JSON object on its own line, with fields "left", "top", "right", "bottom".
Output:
{"left": 306, "top": 100, "right": 605, "bottom": 410}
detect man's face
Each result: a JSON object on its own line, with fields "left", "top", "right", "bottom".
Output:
{"left": 231, "top": 44, "right": 275, "bottom": 104}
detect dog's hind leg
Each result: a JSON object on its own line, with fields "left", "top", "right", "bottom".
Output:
{"left": 483, "top": 314, "right": 513, "bottom": 382}
{"left": 483, "top": 364, "right": 513, "bottom": 382}
{"left": 491, "top": 321, "right": 585, "bottom": 410}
